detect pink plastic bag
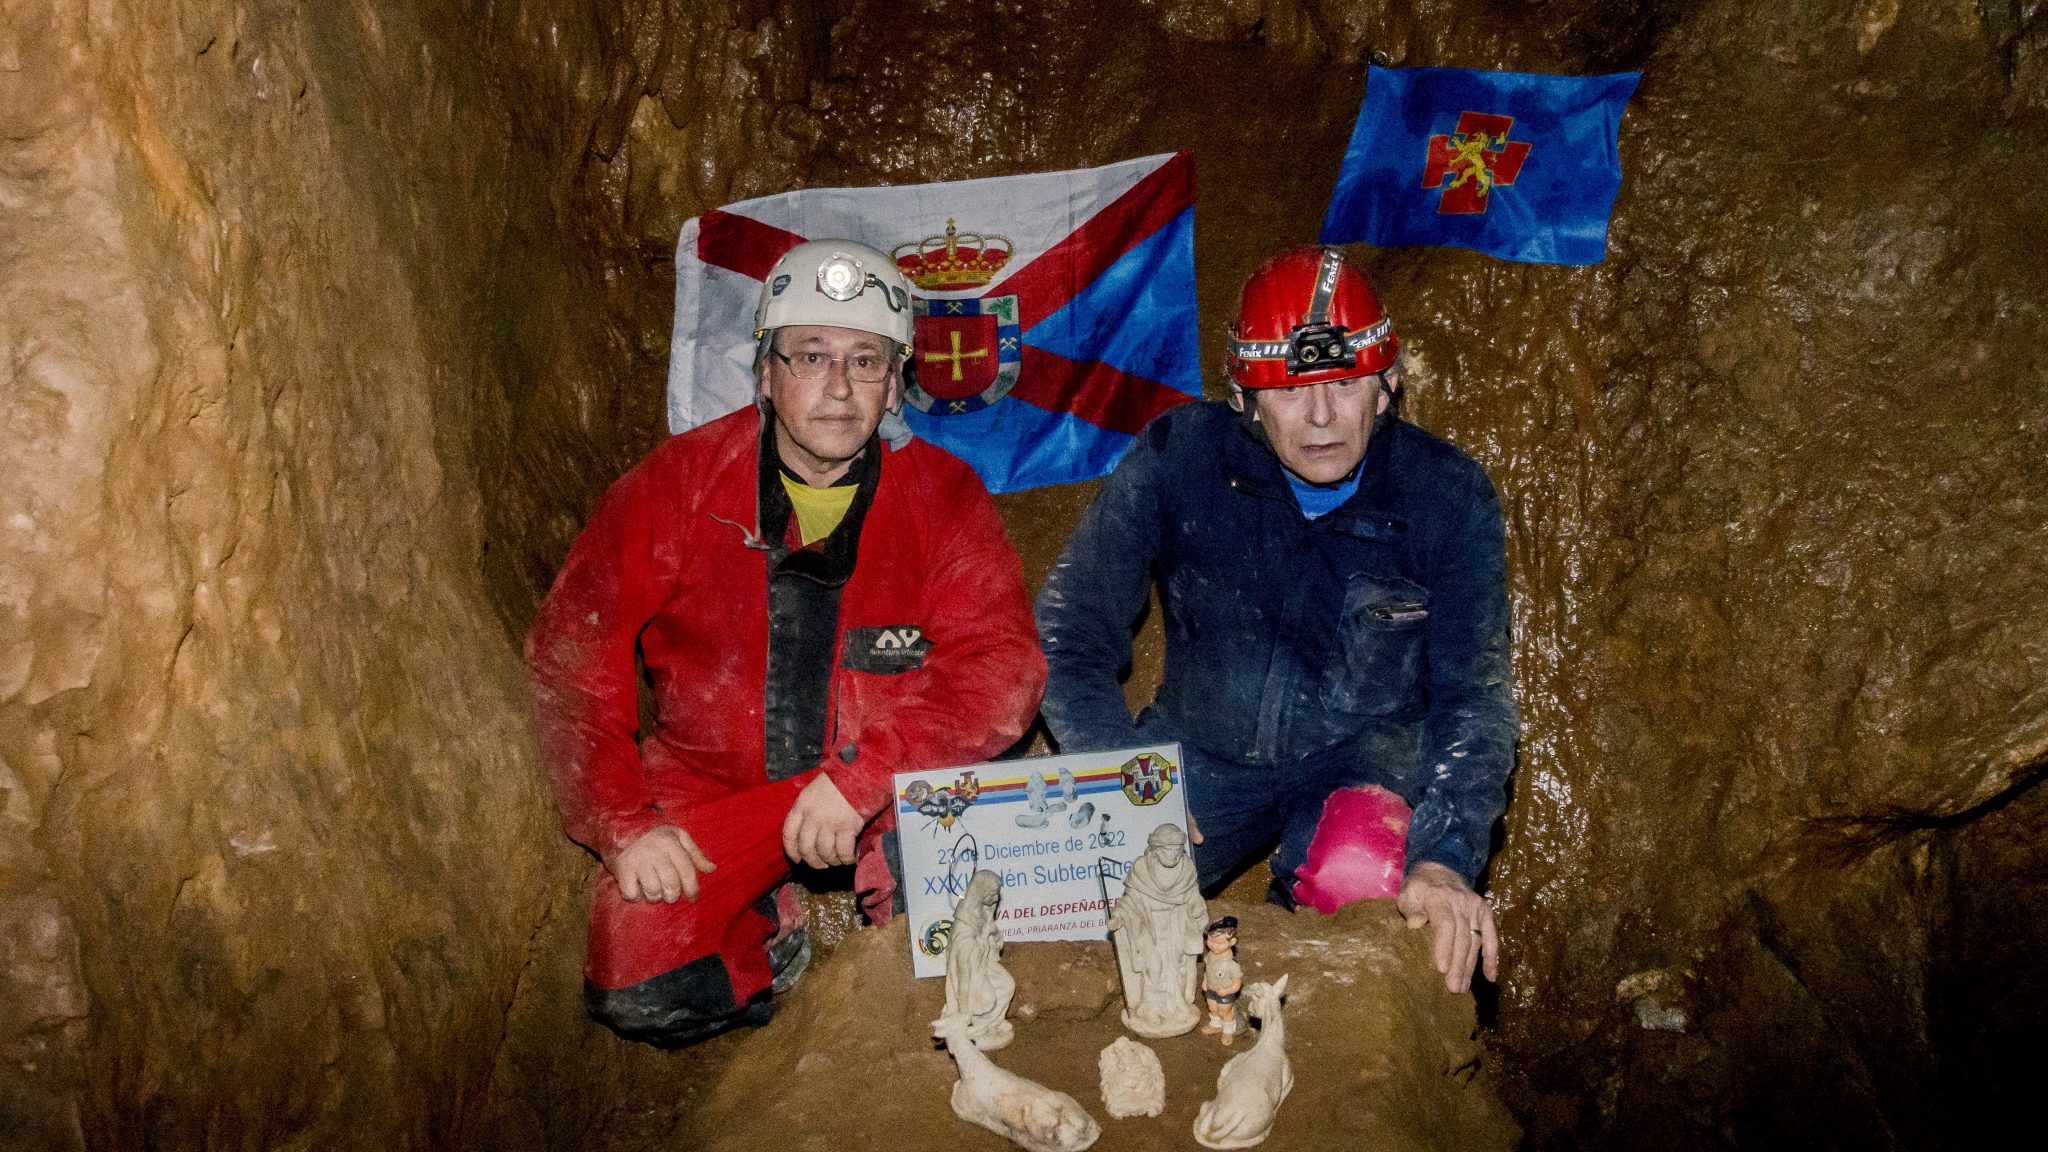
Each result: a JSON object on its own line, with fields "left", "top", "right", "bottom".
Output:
{"left": 1291, "top": 785, "right": 1411, "bottom": 913}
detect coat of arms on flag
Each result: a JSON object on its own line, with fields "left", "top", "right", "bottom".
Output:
{"left": 668, "top": 153, "right": 1202, "bottom": 493}
{"left": 1321, "top": 66, "right": 1641, "bottom": 265}
{"left": 898, "top": 227, "right": 1022, "bottom": 416}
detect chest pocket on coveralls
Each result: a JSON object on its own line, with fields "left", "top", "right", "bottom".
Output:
{"left": 1319, "top": 574, "right": 1430, "bottom": 716}
{"left": 832, "top": 624, "right": 932, "bottom": 763}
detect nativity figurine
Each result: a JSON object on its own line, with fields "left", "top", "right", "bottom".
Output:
{"left": 943, "top": 870, "right": 1016, "bottom": 1050}
{"left": 1192, "top": 975, "right": 1294, "bottom": 1149}
{"left": 933, "top": 1013, "right": 1100, "bottom": 1152}
{"left": 1097, "top": 1036, "right": 1165, "bottom": 1119}
{"left": 1107, "top": 823, "right": 1207, "bottom": 1037}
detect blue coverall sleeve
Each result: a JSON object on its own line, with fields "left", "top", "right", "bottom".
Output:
{"left": 1403, "top": 469, "right": 1519, "bottom": 884}
{"left": 1033, "top": 424, "right": 1166, "bottom": 754}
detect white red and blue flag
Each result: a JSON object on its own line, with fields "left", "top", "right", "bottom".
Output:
{"left": 668, "top": 153, "right": 1201, "bottom": 493}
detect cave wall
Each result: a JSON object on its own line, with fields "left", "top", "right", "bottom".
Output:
{"left": 1450, "top": 4, "right": 2048, "bottom": 1145}
{"left": 0, "top": 2, "right": 573, "bottom": 1146}
{"left": 3, "top": 0, "right": 2045, "bottom": 1149}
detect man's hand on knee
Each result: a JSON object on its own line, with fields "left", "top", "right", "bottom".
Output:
{"left": 1396, "top": 860, "right": 1499, "bottom": 994}
{"left": 782, "top": 775, "right": 863, "bottom": 869}
{"left": 607, "top": 824, "right": 717, "bottom": 903}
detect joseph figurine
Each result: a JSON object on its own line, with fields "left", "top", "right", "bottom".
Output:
{"left": 1108, "top": 823, "right": 1208, "bottom": 1037}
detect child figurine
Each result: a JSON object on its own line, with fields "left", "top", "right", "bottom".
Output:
{"left": 1200, "top": 916, "right": 1244, "bottom": 1046}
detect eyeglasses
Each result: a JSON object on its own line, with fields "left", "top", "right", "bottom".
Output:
{"left": 770, "top": 348, "right": 894, "bottom": 384}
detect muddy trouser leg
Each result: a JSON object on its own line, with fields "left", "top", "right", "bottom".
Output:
{"left": 583, "top": 775, "right": 808, "bottom": 1048}
{"left": 1179, "top": 744, "right": 1287, "bottom": 895}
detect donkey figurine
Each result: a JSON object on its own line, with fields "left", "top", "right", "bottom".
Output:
{"left": 1192, "top": 974, "right": 1294, "bottom": 1149}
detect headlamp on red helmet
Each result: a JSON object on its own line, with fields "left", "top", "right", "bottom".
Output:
{"left": 1227, "top": 247, "right": 1398, "bottom": 391}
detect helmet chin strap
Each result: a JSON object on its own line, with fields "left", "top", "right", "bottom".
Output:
{"left": 1232, "top": 385, "right": 1268, "bottom": 447}
{"left": 895, "top": 356, "right": 917, "bottom": 416}
{"left": 877, "top": 356, "right": 914, "bottom": 447}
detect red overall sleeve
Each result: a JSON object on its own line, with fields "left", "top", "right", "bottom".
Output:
{"left": 821, "top": 461, "right": 1047, "bottom": 818}
{"left": 525, "top": 461, "right": 675, "bottom": 858}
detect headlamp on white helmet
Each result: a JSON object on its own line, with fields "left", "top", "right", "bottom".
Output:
{"left": 815, "top": 253, "right": 868, "bottom": 301}
{"left": 754, "top": 239, "right": 916, "bottom": 352}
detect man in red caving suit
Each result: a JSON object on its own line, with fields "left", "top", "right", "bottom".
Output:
{"left": 527, "top": 240, "right": 1045, "bottom": 1046}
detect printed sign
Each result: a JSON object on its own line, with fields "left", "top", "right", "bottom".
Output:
{"left": 896, "top": 744, "right": 1188, "bottom": 978}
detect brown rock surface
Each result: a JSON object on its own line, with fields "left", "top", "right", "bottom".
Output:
{"left": 0, "top": 2, "right": 576, "bottom": 1147}
{"left": 686, "top": 893, "right": 1518, "bottom": 1152}
{"left": 1, "top": 0, "right": 2044, "bottom": 1148}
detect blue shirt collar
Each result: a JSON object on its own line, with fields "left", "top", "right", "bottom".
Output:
{"left": 1285, "top": 466, "right": 1363, "bottom": 520}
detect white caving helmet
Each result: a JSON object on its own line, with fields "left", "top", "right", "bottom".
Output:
{"left": 753, "top": 239, "right": 917, "bottom": 353}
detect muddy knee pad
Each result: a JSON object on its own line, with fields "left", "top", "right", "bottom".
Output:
{"left": 760, "top": 884, "right": 812, "bottom": 995}
{"left": 1289, "top": 785, "right": 1411, "bottom": 913}
{"left": 585, "top": 954, "right": 774, "bottom": 1049}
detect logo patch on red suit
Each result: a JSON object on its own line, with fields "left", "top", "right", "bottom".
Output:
{"left": 843, "top": 625, "right": 931, "bottom": 673}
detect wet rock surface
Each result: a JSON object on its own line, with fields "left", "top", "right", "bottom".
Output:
{"left": 1, "top": 0, "right": 2044, "bottom": 1148}
{"left": 2, "top": 3, "right": 565, "bottom": 1148}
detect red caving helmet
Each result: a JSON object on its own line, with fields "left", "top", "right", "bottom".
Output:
{"left": 1225, "top": 246, "right": 1399, "bottom": 392}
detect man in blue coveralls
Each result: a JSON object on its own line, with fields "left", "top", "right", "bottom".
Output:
{"left": 1035, "top": 247, "right": 1516, "bottom": 993}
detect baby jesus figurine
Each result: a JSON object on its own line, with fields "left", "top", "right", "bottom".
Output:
{"left": 1199, "top": 916, "right": 1244, "bottom": 1045}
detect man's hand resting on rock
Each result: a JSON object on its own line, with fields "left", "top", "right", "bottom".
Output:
{"left": 1397, "top": 860, "right": 1499, "bottom": 994}
{"left": 782, "top": 774, "right": 863, "bottom": 869}
{"left": 607, "top": 824, "right": 716, "bottom": 903}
